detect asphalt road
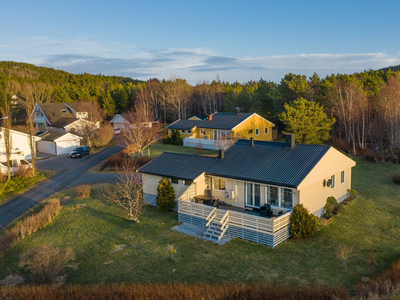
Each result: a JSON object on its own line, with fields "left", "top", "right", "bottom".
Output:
{"left": 0, "top": 144, "right": 122, "bottom": 229}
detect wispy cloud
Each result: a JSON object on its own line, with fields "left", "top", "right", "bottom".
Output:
{"left": 2, "top": 35, "right": 400, "bottom": 84}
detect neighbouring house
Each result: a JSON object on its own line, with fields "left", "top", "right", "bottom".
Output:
{"left": 110, "top": 114, "right": 159, "bottom": 133}
{"left": 36, "top": 131, "right": 82, "bottom": 155}
{"left": 33, "top": 102, "right": 102, "bottom": 133}
{"left": 167, "top": 109, "right": 275, "bottom": 150}
{"left": 139, "top": 135, "right": 356, "bottom": 247}
{"left": 0, "top": 127, "right": 40, "bottom": 159}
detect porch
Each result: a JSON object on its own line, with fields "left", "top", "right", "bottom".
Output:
{"left": 177, "top": 200, "right": 292, "bottom": 248}
{"left": 183, "top": 137, "right": 218, "bottom": 150}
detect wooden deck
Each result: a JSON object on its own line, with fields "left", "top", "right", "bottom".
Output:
{"left": 177, "top": 200, "right": 292, "bottom": 247}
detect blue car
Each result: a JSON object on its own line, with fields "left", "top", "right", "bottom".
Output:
{"left": 70, "top": 146, "right": 91, "bottom": 158}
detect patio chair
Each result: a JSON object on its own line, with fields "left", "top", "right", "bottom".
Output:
{"left": 213, "top": 199, "right": 220, "bottom": 208}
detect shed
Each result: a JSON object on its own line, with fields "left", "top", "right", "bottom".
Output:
{"left": 37, "top": 132, "right": 82, "bottom": 155}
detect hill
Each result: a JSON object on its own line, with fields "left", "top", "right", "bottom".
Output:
{"left": 378, "top": 64, "right": 400, "bottom": 72}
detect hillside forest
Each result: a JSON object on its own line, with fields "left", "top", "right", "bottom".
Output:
{"left": 1, "top": 61, "right": 400, "bottom": 161}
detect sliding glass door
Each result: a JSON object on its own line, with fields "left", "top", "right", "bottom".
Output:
{"left": 245, "top": 182, "right": 261, "bottom": 207}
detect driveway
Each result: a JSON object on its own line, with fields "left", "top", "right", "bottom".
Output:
{"left": 0, "top": 144, "right": 122, "bottom": 229}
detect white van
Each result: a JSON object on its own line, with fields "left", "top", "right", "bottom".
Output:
{"left": 0, "top": 154, "right": 31, "bottom": 176}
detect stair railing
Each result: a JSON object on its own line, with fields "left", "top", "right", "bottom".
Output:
{"left": 205, "top": 207, "right": 217, "bottom": 227}
{"left": 219, "top": 211, "right": 230, "bottom": 241}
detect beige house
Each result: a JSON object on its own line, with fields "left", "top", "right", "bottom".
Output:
{"left": 139, "top": 135, "right": 356, "bottom": 247}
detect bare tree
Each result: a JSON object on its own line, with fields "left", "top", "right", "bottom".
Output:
{"left": 336, "top": 244, "right": 353, "bottom": 271}
{"left": 120, "top": 102, "right": 161, "bottom": 157}
{"left": 1, "top": 90, "right": 13, "bottom": 179}
{"left": 160, "top": 77, "right": 192, "bottom": 120}
{"left": 102, "top": 161, "right": 145, "bottom": 222}
{"left": 215, "top": 132, "right": 241, "bottom": 151}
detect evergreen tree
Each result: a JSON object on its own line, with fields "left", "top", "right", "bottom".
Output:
{"left": 279, "top": 97, "right": 335, "bottom": 144}
{"left": 290, "top": 204, "right": 317, "bottom": 239}
{"left": 156, "top": 177, "right": 176, "bottom": 211}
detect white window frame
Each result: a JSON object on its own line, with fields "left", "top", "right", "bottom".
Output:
{"left": 181, "top": 130, "right": 186, "bottom": 133}
{"left": 213, "top": 177, "right": 226, "bottom": 191}
{"left": 184, "top": 180, "right": 193, "bottom": 186}
{"left": 264, "top": 127, "right": 269, "bottom": 134}
{"left": 341, "top": 171, "right": 345, "bottom": 184}
{"left": 255, "top": 128, "right": 259, "bottom": 136}
{"left": 187, "top": 130, "right": 192, "bottom": 134}
{"left": 331, "top": 175, "right": 336, "bottom": 188}
{"left": 200, "top": 129, "right": 206, "bottom": 135}
{"left": 245, "top": 182, "right": 261, "bottom": 208}
{"left": 265, "top": 185, "right": 280, "bottom": 207}
{"left": 281, "top": 188, "right": 294, "bottom": 209}
{"left": 170, "top": 178, "right": 179, "bottom": 185}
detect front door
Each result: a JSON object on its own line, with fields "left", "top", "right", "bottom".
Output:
{"left": 246, "top": 183, "right": 261, "bottom": 207}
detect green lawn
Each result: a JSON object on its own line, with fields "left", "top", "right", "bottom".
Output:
{"left": 147, "top": 142, "right": 218, "bottom": 157}
{"left": 0, "top": 158, "right": 400, "bottom": 291}
{"left": 0, "top": 170, "right": 54, "bottom": 206}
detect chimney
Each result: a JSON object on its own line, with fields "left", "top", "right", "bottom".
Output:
{"left": 218, "top": 149, "right": 225, "bottom": 159}
{"left": 208, "top": 114, "right": 213, "bottom": 121}
{"left": 250, "top": 137, "right": 254, "bottom": 147}
{"left": 285, "top": 134, "right": 295, "bottom": 149}
{"left": 236, "top": 107, "right": 240, "bottom": 115}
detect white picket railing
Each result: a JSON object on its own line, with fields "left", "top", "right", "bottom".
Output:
{"left": 183, "top": 137, "right": 218, "bottom": 150}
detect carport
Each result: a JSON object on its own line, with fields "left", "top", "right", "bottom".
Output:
{"left": 37, "top": 132, "right": 82, "bottom": 155}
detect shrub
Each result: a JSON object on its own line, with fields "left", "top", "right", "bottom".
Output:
{"left": 324, "top": 196, "right": 337, "bottom": 218}
{"left": 0, "top": 198, "right": 60, "bottom": 256}
{"left": 162, "top": 136, "right": 171, "bottom": 144}
{"left": 290, "top": 204, "right": 318, "bottom": 239}
{"left": 347, "top": 188, "right": 358, "bottom": 200}
{"left": 16, "top": 167, "right": 34, "bottom": 178}
{"left": 359, "top": 147, "right": 381, "bottom": 162}
{"left": 19, "top": 245, "right": 76, "bottom": 285}
{"left": 333, "top": 203, "right": 344, "bottom": 214}
{"left": 91, "top": 123, "right": 114, "bottom": 147}
{"left": 75, "top": 185, "right": 91, "bottom": 199}
{"left": 156, "top": 177, "right": 176, "bottom": 211}
{"left": 390, "top": 173, "right": 400, "bottom": 185}
{"left": 174, "top": 130, "right": 183, "bottom": 146}
{"left": 107, "top": 151, "right": 153, "bottom": 169}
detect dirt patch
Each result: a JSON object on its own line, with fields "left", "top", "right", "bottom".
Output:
{"left": 111, "top": 244, "right": 126, "bottom": 253}
{"left": 103, "top": 260, "right": 114, "bottom": 265}
{"left": 0, "top": 274, "right": 25, "bottom": 286}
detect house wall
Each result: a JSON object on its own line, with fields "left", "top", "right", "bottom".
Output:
{"left": 111, "top": 115, "right": 130, "bottom": 130}
{"left": 142, "top": 173, "right": 190, "bottom": 200}
{"left": 0, "top": 130, "right": 37, "bottom": 159}
{"left": 232, "top": 114, "right": 274, "bottom": 141}
{"left": 299, "top": 168, "right": 352, "bottom": 216}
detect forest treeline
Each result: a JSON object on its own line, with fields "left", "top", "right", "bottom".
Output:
{"left": 2, "top": 60, "right": 400, "bottom": 161}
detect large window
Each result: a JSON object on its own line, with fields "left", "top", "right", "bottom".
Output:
{"left": 214, "top": 177, "right": 226, "bottom": 190}
{"left": 341, "top": 171, "right": 345, "bottom": 184}
{"left": 331, "top": 175, "right": 336, "bottom": 188}
{"left": 281, "top": 189, "right": 293, "bottom": 209}
{"left": 268, "top": 186, "right": 279, "bottom": 206}
{"left": 246, "top": 183, "right": 261, "bottom": 207}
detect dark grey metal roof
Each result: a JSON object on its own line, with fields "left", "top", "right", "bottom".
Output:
{"left": 167, "top": 112, "right": 254, "bottom": 130}
{"left": 139, "top": 139, "right": 331, "bottom": 188}
{"left": 38, "top": 131, "right": 70, "bottom": 141}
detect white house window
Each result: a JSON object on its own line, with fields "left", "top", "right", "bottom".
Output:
{"left": 200, "top": 129, "right": 206, "bottom": 135}
{"left": 264, "top": 127, "right": 269, "bottom": 134}
{"left": 213, "top": 177, "right": 226, "bottom": 190}
{"left": 187, "top": 130, "right": 192, "bottom": 134}
{"left": 35, "top": 112, "right": 42, "bottom": 118}
{"left": 281, "top": 188, "right": 293, "bottom": 209}
{"left": 246, "top": 183, "right": 261, "bottom": 207}
{"left": 255, "top": 128, "right": 259, "bottom": 135}
{"left": 181, "top": 130, "right": 186, "bottom": 133}
{"left": 267, "top": 186, "right": 279, "bottom": 206}
{"left": 170, "top": 178, "right": 179, "bottom": 184}
{"left": 331, "top": 175, "right": 336, "bottom": 188}
{"left": 341, "top": 171, "right": 345, "bottom": 184}
{"left": 184, "top": 180, "right": 193, "bottom": 186}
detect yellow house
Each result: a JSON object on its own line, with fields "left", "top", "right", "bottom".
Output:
{"left": 139, "top": 135, "right": 356, "bottom": 247}
{"left": 167, "top": 111, "right": 274, "bottom": 149}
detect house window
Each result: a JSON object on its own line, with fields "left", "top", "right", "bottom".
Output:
{"left": 181, "top": 130, "right": 186, "bottom": 133}
{"left": 169, "top": 129, "right": 172, "bottom": 133}
{"left": 170, "top": 178, "right": 179, "bottom": 184}
{"left": 341, "top": 171, "right": 345, "bottom": 184}
{"left": 265, "top": 127, "right": 269, "bottom": 134}
{"left": 187, "top": 130, "right": 191, "bottom": 134}
{"left": 200, "top": 129, "right": 206, "bottom": 135}
{"left": 213, "top": 177, "right": 226, "bottom": 190}
{"left": 331, "top": 175, "right": 336, "bottom": 188}
{"left": 267, "top": 186, "right": 279, "bottom": 206}
{"left": 255, "top": 128, "right": 259, "bottom": 136}
{"left": 61, "top": 109, "right": 67, "bottom": 113}
{"left": 184, "top": 180, "right": 193, "bottom": 186}
{"left": 35, "top": 112, "right": 42, "bottom": 118}
{"left": 245, "top": 183, "right": 261, "bottom": 207}
{"left": 281, "top": 188, "right": 293, "bottom": 209}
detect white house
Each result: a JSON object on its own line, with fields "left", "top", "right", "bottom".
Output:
{"left": 36, "top": 131, "right": 82, "bottom": 155}
{"left": 110, "top": 114, "right": 158, "bottom": 132}
{"left": 33, "top": 102, "right": 102, "bottom": 133}
{"left": 0, "top": 127, "right": 40, "bottom": 159}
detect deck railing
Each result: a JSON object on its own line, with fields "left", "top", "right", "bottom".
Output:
{"left": 177, "top": 200, "right": 291, "bottom": 235}
{"left": 183, "top": 137, "right": 218, "bottom": 150}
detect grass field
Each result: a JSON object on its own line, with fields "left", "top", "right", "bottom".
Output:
{"left": 0, "top": 170, "right": 54, "bottom": 206}
{"left": 0, "top": 158, "right": 400, "bottom": 292}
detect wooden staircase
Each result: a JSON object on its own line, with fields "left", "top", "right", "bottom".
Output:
{"left": 202, "top": 210, "right": 230, "bottom": 243}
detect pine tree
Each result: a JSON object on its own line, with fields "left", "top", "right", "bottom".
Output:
{"left": 290, "top": 204, "right": 317, "bottom": 239}
{"left": 156, "top": 177, "right": 176, "bottom": 211}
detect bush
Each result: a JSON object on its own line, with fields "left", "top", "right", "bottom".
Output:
{"left": 107, "top": 151, "right": 153, "bottom": 169}
{"left": 358, "top": 147, "right": 381, "bottom": 162}
{"left": 162, "top": 136, "right": 171, "bottom": 144}
{"left": 174, "top": 130, "right": 183, "bottom": 146}
{"left": 91, "top": 124, "right": 114, "bottom": 147}
{"left": 290, "top": 204, "right": 318, "bottom": 239}
{"left": 324, "top": 196, "right": 337, "bottom": 218}
{"left": 347, "top": 188, "right": 358, "bottom": 200}
{"left": 75, "top": 185, "right": 91, "bottom": 199}
{"left": 19, "top": 245, "right": 76, "bottom": 285}
{"left": 156, "top": 177, "right": 176, "bottom": 211}
{"left": 390, "top": 173, "right": 400, "bottom": 185}
{"left": 0, "top": 198, "right": 60, "bottom": 256}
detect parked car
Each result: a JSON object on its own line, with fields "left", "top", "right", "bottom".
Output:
{"left": 0, "top": 154, "right": 31, "bottom": 176}
{"left": 70, "top": 146, "right": 91, "bottom": 158}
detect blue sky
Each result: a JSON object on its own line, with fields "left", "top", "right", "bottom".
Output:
{"left": 1, "top": 0, "right": 400, "bottom": 84}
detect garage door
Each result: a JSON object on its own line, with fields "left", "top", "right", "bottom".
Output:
{"left": 56, "top": 140, "right": 80, "bottom": 155}
{"left": 37, "top": 141, "right": 56, "bottom": 155}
